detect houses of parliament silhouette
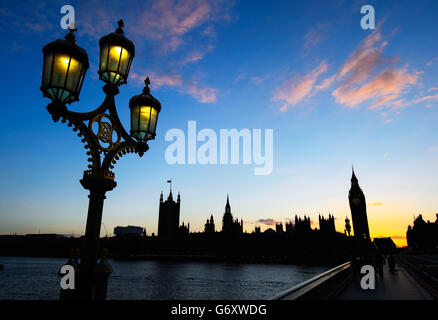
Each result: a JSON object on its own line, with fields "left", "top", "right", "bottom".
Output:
{"left": 101, "top": 168, "right": 370, "bottom": 265}
{"left": 155, "top": 168, "right": 370, "bottom": 243}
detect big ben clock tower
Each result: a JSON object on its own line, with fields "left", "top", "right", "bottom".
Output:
{"left": 348, "top": 168, "right": 370, "bottom": 242}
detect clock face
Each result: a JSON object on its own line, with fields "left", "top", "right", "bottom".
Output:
{"left": 352, "top": 198, "right": 360, "bottom": 205}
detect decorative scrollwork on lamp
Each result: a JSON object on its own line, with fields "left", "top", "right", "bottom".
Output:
{"left": 89, "top": 113, "right": 121, "bottom": 152}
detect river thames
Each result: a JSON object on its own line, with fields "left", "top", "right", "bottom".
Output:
{"left": 0, "top": 256, "right": 327, "bottom": 299}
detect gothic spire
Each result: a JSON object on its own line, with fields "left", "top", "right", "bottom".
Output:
{"left": 225, "top": 194, "right": 231, "bottom": 213}
{"left": 351, "top": 166, "right": 358, "bottom": 185}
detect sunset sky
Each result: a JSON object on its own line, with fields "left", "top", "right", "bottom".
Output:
{"left": 1, "top": 0, "right": 438, "bottom": 247}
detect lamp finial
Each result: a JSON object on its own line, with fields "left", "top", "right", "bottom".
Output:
{"left": 116, "top": 19, "right": 124, "bottom": 34}
{"left": 64, "top": 27, "right": 77, "bottom": 42}
{"left": 143, "top": 77, "right": 151, "bottom": 93}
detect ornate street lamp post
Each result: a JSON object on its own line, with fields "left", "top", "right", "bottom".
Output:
{"left": 41, "top": 20, "right": 161, "bottom": 300}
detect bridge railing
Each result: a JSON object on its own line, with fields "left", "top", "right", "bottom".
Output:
{"left": 271, "top": 261, "right": 352, "bottom": 300}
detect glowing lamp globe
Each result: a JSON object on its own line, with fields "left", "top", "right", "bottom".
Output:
{"left": 41, "top": 28, "right": 89, "bottom": 104}
{"left": 98, "top": 19, "right": 135, "bottom": 86}
{"left": 129, "top": 78, "right": 161, "bottom": 141}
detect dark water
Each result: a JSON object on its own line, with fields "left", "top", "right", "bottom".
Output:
{"left": 0, "top": 256, "right": 327, "bottom": 300}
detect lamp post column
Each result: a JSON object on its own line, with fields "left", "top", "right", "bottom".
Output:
{"left": 79, "top": 175, "right": 116, "bottom": 300}
{"left": 42, "top": 22, "right": 162, "bottom": 301}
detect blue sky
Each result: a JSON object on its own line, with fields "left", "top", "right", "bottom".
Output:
{"left": 1, "top": 0, "right": 438, "bottom": 246}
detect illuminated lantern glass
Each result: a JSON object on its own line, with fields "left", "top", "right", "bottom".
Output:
{"left": 99, "top": 20, "right": 135, "bottom": 86}
{"left": 41, "top": 29, "right": 89, "bottom": 104}
{"left": 129, "top": 78, "right": 161, "bottom": 141}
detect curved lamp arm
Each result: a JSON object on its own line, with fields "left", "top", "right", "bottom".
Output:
{"left": 46, "top": 83, "right": 148, "bottom": 181}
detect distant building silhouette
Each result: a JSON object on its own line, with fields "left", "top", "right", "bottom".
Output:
{"left": 222, "top": 195, "right": 243, "bottom": 235}
{"left": 294, "top": 215, "right": 311, "bottom": 233}
{"left": 407, "top": 214, "right": 438, "bottom": 251}
{"left": 114, "top": 226, "right": 145, "bottom": 237}
{"left": 348, "top": 168, "right": 370, "bottom": 241}
{"left": 158, "top": 188, "right": 181, "bottom": 238}
{"left": 373, "top": 237, "right": 396, "bottom": 254}
{"left": 344, "top": 216, "right": 351, "bottom": 237}
{"left": 319, "top": 214, "right": 335, "bottom": 233}
{"left": 179, "top": 221, "right": 190, "bottom": 235}
{"left": 285, "top": 221, "right": 294, "bottom": 233}
{"left": 204, "top": 215, "right": 215, "bottom": 234}
{"left": 276, "top": 222, "right": 284, "bottom": 233}
{"left": 254, "top": 226, "right": 261, "bottom": 233}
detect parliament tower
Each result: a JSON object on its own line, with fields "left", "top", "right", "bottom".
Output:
{"left": 158, "top": 188, "right": 180, "bottom": 238}
{"left": 348, "top": 168, "right": 370, "bottom": 241}
{"left": 222, "top": 195, "right": 243, "bottom": 235}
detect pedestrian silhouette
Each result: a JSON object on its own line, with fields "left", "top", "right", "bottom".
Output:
{"left": 388, "top": 254, "right": 396, "bottom": 274}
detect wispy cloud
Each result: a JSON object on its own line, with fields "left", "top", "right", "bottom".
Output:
{"left": 426, "top": 57, "right": 438, "bottom": 66}
{"left": 0, "top": 2, "right": 55, "bottom": 35}
{"left": 272, "top": 60, "right": 329, "bottom": 111}
{"left": 410, "top": 93, "right": 438, "bottom": 104}
{"left": 334, "top": 66, "right": 421, "bottom": 109}
{"left": 368, "top": 202, "right": 384, "bottom": 206}
{"left": 77, "top": 0, "right": 231, "bottom": 53}
{"left": 75, "top": 0, "right": 232, "bottom": 104}
{"left": 303, "top": 23, "right": 328, "bottom": 53}
{"left": 256, "top": 218, "right": 280, "bottom": 226}
{"left": 132, "top": 72, "right": 183, "bottom": 88}
{"left": 314, "top": 74, "right": 336, "bottom": 92}
{"left": 131, "top": 71, "right": 217, "bottom": 103}
{"left": 250, "top": 76, "right": 265, "bottom": 86}
{"left": 179, "top": 45, "right": 215, "bottom": 65}
{"left": 273, "top": 26, "right": 429, "bottom": 115}
{"left": 332, "top": 29, "right": 421, "bottom": 109}
{"left": 133, "top": 0, "right": 213, "bottom": 52}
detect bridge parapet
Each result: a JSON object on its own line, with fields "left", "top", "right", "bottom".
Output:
{"left": 272, "top": 261, "right": 352, "bottom": 300}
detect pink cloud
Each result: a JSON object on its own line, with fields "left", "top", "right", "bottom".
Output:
{"left": 179, "top": 45, "right": 215, "bottom": 65}
{"left": 131, "top": 72, "right": 183, "bottom": 88}
{"left": 314, "top": 74, "right": 336, "bottom": 92}
{"left": 412, "top": 93, "right": 438, "bottom": 104}
{"left": 186, "top": 82, "right": 217, "bottom": 103}
{"left": 272, "top": 27, "right": 433, "bottom": 114}
{"left": 336, "top": 32, "right": 397, "bottom": 88}
{"left": 333, "top": 67, "right": 420, "bottom": 109}
{"left": 73, "top": 0, "right": 228, "bottom": 104}
{"left": 130, "top": 71, "right": 216, "bottom": 103}
{"left": 134, "top": 0, "right": 212, "bottom": 52}
{"left": 256, "top": 218, "right": 279, "bottom": 226}
{"left": 272, "top": 60, "right": 329, "bottom": 111}
{"left": 387, "top": 92, "right": 438, "bottom": 109}
{"left": 331, "top": 29, "right": 422, "bottom": 110}
{"left": 77, "top": 0, "right": 229, "bottom": 53}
